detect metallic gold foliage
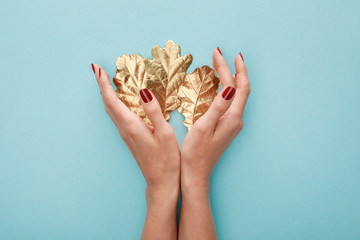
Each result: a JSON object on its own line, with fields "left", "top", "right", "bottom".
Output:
{"left": 112, "top": 41, "right": 217, "bottom": 130}
{"left": 113, "top": 54, "right": 152, "bottom": 125}
{"left": 178, "top": 66, "right": 220, "bottom": 130}
{"left": 144, "top": 40, "right": 193, "bottom": 121}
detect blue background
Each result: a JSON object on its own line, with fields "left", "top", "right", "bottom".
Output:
{"left": 1, "top": 0, "right": 360, "bottom": 239}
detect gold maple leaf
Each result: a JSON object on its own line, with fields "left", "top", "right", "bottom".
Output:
{"left": 178, "top": 65, "right": 220, "bottom": 130}
{"left": 113, "top": 54, "right": 152, "bottom": 125}
{"left": 144, "top": 40, "right": 193, "bottom": 121}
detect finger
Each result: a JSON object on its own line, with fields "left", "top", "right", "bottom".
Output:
{"left": 92, "top": 64, "right": 115, "bottom": 96}
{"left": 91, "top": 63, "right": 136, "bottom": 125}
{"left": 212, "top": 47, "right": 235, "bottom": 87}
{"left": 234, "top": 52, "right": 249, "bottom": 89}
{"left": 91, "top": 63, "right": 102, "bottom": 90}
{"left": 139, "top": 88, "right": 168, "bottom": 131}
{"left": 228, "top": 53, "right": 251, "bottom": 117}
{"left": 196, "top": 86, "right": 236, "bottom": 130}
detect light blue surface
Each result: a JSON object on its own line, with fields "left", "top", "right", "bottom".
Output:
{"left": 1, "top": 0, "right": 360, "bottom": 239}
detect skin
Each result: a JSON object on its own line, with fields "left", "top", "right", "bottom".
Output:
{"left": 179, "top": 49, "right": 250, "bottom": 240}
{"left": 92, "top": 47, "right": 250, "bottom": 240}
{"left": 92, "top": 64, "right": 180, "bottom": 240}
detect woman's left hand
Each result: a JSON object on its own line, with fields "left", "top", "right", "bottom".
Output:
{"left": 178, "top": 49, "right": 250, "bottom": 239}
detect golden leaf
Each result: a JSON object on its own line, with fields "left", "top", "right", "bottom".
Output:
{"left": 178, "top": 66, "right": 220, "bottom": 130}
{"left": 113, "top": 54, "right": 152, "bottom": 125}
{"left": 144, "top": 40, "right": 193, "bottom": 121}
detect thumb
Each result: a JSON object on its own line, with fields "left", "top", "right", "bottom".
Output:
{"left": 140, "top": 88, "right": 167, "bottom": 130}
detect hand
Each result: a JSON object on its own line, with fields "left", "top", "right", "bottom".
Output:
{"left": 181, "top": 49, "right": 250, "bottom": 190}
{"left": 92, "top": 64, "right": 180, "bottom": 240}
{"left": 178, "top": 48, "right": 250, "bottom": 240}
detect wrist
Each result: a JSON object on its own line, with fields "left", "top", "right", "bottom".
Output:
{"left": 180, "top": 178, "right": 211, "bottom": 210}
{"left": 181, "top": 174, "right": 210, "bottom": 197}
{"left": 146, "top": 184, "right": 179, "bottom": 205}
{"left": 180, "top": 164, "right": 210, "bottom": 194}
{"left": 142, "top": 185, "right": 179, "bottom": 240}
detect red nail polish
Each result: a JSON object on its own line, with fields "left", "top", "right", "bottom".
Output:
{"left": 91, "top": 63, "right": 95, "bottom": 73}
{"left": 222, "top": 86, "right": 236, "bottom": 100}
{"left": 239, "top": 52, "right": 244, "bottom": 62}
{"left": 99, "top": 68, "right": 101, "bottom": 77}
{"left": 235, "top": 73, "right": 238, "bottom": 78}
{"left": 140, "top": 88, "right": 153, "bottom": 103}
{"left": 217, "top": 47, "right": 222, "bottom": 56}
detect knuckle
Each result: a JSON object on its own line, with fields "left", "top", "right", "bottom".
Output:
{"left": 122, "top": 115, "right": 134, "bottom": 126}
{"left": 234, "top": 119, "right": 244, "bottom": 132}
{"left": 100, "top": 77, "right": 109, "bottom": 86}
{"left": 214, "top": 102, "right": 227, "bottom": 114}
{"left": 159, "top": 126, "right": 173, "bottom": 138}
{"left": 237, "top": 120, "right": 244, "bottom": 130}
{"left": 103, "top": 96, "right": 118, "bottom": 110}
{"left": 217, "top": 64, "right": 228, "bottom": 73}
{"left": 104, "top": 105, "right": 110, "bottom": 114}
{"left": 103, "top": 94, "right": 113, "bottom": 105}
{"left": 125, "top": 123, "right": 138, "bottom": 137}
{"left": 195, "top": 123, "right": 210, "bottom": 134}
{"left": 229, "top": 118, "right": 244, "bottom": 132}
{"left": 243, "top": 83, "right": 251, "bottom": 94}
{"left": 145, "top": 105, "right": 158, "bottom": 116}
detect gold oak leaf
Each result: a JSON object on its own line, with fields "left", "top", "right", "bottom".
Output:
{"left": 144, "top": 40, "right": 193, "bottom": 121}
{"left": 178, "top": 65, "right": 220, "bottom": 130}
{"left": 113, "top": 54, "right": 152, "bottom": 125}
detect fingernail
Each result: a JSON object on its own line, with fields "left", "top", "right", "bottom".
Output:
{"left": 99, "top": 68, "right": 101, "bottom": 77}
{"left": 235, "top": 73, "right": 238, "bottom": 78}
{"left": 239, "top": 52, "right": 244, "bottom": 62}
{"left": 140, "top": 88, "right": 153, "bottom": 103}
{"left": 222, "top": 86, "right": 236, "bottom": 100}
{"left": 217, "top": 47, "right": 222, "bottom": 56}
{"left": 91, "top": 63, "right": 95, "bottom": 73}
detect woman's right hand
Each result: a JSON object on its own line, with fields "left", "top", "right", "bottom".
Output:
{"left": 92, "top": 64, "right": 180, "bottom": 240}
